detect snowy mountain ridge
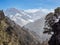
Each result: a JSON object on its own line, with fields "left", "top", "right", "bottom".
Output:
{"left": 4, "top": 8, "right": 52, "bottom": 27}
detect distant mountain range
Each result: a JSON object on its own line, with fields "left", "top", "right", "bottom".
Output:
{"left": 4, "top": 8, "right": 51, "bottom": 42}
{"left": 4, "top": 8, "right": 32, "bottom": 26}
{"left": 4, "top": 8, "right": 48, "bottom": 27}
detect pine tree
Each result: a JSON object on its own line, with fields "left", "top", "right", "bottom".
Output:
{"left": 43, "top": 7, "right": 60, "bottom": 34}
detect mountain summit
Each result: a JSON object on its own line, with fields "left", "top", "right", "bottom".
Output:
{"left": 5, "top": 8, "right": 34, "bottom": 27}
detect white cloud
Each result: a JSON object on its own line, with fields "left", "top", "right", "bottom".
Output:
{"left": 24, "top": 8, "right": 54, "bottom": 13}
{"left": 40, "top": 8, "right": 54, "bottom": 13}
{"left": 24, "top": 9, "right": 40, "bottom": 13}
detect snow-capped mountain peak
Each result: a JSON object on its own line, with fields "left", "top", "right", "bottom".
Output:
{"left": 4, "top": 8, "right": 50, "bottom": 27}
{"left": 4, "top": 8, "right": 34, "bottom": 27}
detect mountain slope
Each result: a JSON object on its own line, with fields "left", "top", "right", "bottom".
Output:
{"left": 0, "top": 10, "right": 41, "bottom": 45}
{"left": 24, "top": 16, "right": 51, "bottom": 42}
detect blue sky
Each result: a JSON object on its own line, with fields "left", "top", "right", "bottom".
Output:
{"left": 0, "top": 0, "right": 60, "bottom": 10}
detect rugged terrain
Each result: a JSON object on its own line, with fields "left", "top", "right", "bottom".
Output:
{"left": 0, "top": 10, "right": 42, "bottom": 45}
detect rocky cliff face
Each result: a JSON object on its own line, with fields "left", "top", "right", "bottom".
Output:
{"left": 0, "top": 10, "right": 20, "bottom": 45}
{"left": 0, "top": 10, "right": 41, "bottom": 45}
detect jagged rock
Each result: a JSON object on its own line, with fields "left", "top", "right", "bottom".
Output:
{"left": 55, "top": 7, "right": 60, "bottom": 14}
{"left": 0, "top": 10, "right": 5, "bottom": 20}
